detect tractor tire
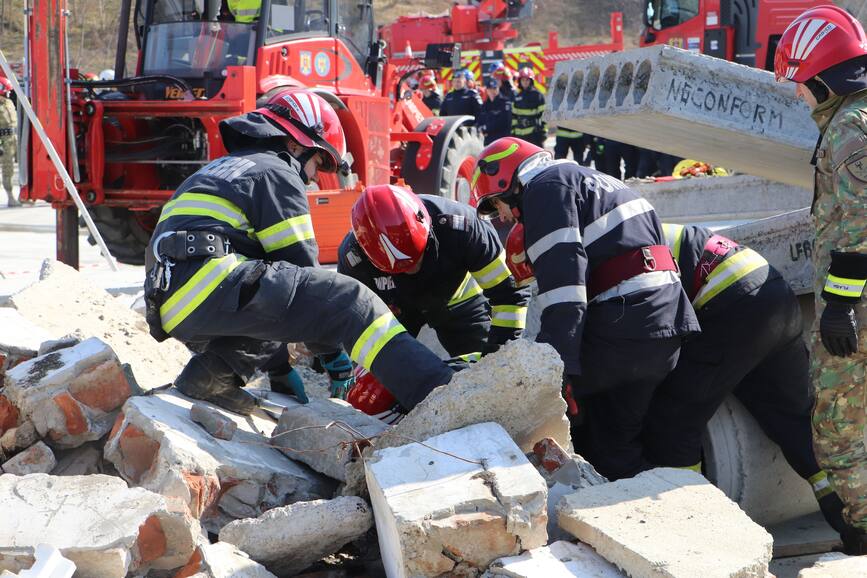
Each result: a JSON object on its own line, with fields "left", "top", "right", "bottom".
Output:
{"left": 438, "top": 126, "right": 484, "bottom": 204}
{"left": 86, "top": 206, "right": 156, "bottom": 266}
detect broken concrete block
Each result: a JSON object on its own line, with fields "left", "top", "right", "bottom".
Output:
{"left": 0, "top": 421, "right": 38, "bottom": 455}
{"left": 1, "top": 441, "right": 55, "bottom": 475}
{"left": 486, "top": 541, "right": 626, "bottom": 577}
{"left": 37, "top": 335, "right": 82, "bottom": 357}
{"left": 51, "top": 442, "right": 106, "bottom": 476}
{"left": 272, "top": 397, "right": 386, "bottom": 482}
{"left": 558, "top": 468, "right": 773, "bottom": 578}
{"left": 219, "top": 496, "right": 373, "bottom": 576}
{"left": 190, "top": 403, "right": 237, "bottom": 441}
{"left": 173, "top": 542, "right": 277, "bottom": 578}
{"left": 379, "top": 339, "right": 569, "bottom": 454}
{"left": 104, "top": 392, "right": 332, "bottom": 533}
{"left": 0, "top": 473, "right": 198, "bottom": 577}
{"left": 797, "top": 553, "right": 867, "bottom": 577}
{"left": 366, "top": 422, "right": 548, "bottom": 578}
{"left": 546, "top": 45, "right": 817, "bottom": 188}
{"left": 4, "top": 337, "right": 137, "bottom": 449}
{"left": 9, "top": 260, "right": 191, "bottom": 391}
{"left": 0, "top": 395, "right": 19, "bottom": 437}
{"left": 1, "top": 544, "right": 76, "bottom": 578}
{"left": 0, "top": 309, "right": 51, "bottom": 386}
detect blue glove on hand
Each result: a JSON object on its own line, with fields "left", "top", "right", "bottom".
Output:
{"left": 320, "top": 351, "right": 354, "bottom": 400}
{"left": 269, "top": 367, "right": 309, "bottom": 404}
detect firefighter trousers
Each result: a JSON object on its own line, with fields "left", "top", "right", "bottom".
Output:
{"left": 643, "top": 277, "right": 820, "bottom": 483}
{"left": 166, "top": 259, "right": 455, "bottom": 410}
{"left": 570, "top": 334, "right": 682, "bottom": 481}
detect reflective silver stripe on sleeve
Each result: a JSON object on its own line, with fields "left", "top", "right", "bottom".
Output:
{"left": 583, "top": 198, "right": 655, "bottom": 247}
{"left": 526, "top": 227, "right": 582, "bottom": 263}
{"left": 535, "top": 285, "right": 588, "bottom": 312}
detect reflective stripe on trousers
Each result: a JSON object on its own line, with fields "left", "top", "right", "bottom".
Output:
{"left": 160, "top": 254, "right": 247, "bottom": 333}
{"left": 350, "top": 312, "right": 407, "bottom": 371}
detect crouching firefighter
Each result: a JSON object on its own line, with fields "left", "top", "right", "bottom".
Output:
{"left": 640, "top": 223, "right": 847, "bottom": 534}
{"left": 474, "top": 137, "right": 700, "bottom": 480}
{"left": 143, "top": 88, "right": 454, "bottom": 414}
{"left": 338, "top": 184, "right": 531, "bottom": 357}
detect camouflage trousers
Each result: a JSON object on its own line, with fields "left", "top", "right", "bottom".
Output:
{"left": 0, "top": 137, "right": 14, "bottom": 195}
{"left": 811, "top": 326, "right": 867, "bottom": 530}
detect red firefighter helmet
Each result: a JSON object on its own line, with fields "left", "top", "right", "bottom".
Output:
{"left": 420, "top": 75, "right": 438, "bottom": 90}
{"left": 0, "top": 78, "right": 12, "bottom": 97}
{"left": 775, "top": 6, "right": 867, "bottom": 83}
{"left": 347, "top": 366, "right": 397, "bottom": 416}
{"left": 491, "top": 62, "right": 511, "bottom": 81}
{"left": 517, "top": 67, "right": 536, "bottom": 80}
{"left": 505, "top": 223, "right": 535, "bottom": 286}
{"left": 351, "top": 184, "right": 431, "bottom": 274}
{"left": 470, "top": 137, "right": 548, "bottom": 218}
{"left": 259, "top": 89, "right": 346, "bottom": 172}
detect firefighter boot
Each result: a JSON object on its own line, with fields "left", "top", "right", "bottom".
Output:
{"left": 841, "top": 525, "right": 867, "bottom": 555}
{"left": 174, "top": 352, "right": 257, "bottom": 415}
{"left": 818, "top": 491, "right": 848, "bottom": 534}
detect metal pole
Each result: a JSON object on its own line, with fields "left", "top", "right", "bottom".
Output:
{"left": 0, "top": 48, "right": 118, "bottom": 272}
{"left": 62, "top": 7, "right": 80, "bottom": 182}
{"left": 114, "top": 0, "right": 131, "bottom": 79}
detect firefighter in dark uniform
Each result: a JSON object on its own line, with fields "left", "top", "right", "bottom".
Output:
{"left": 143, "top": 89, "right": 454, "bottom": 414}
{"left": 472, "top": 137, "right": 700, "bottom": 480}
{"left": 512, "top": 67, "right": 547, "bottom": 147}
{"left": 339, "top": 185, "right": 530, "bottom": 357}
{"left": 478, "top": 78, "right": 513, "bottom": 145}
{"left": 554, "top": 127, "right": 589, "bottom": 164}
{"left": 440, "top": 68, "right": 483, "bottom": 121}
{"left": 419, "top": 74, "right": 442, "bottom": 115}
{"left": 643, "top": 223, "right": 847, "bottom": 533}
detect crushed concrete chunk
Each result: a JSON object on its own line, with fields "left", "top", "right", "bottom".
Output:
{"left": 219, "top": 496, "right": 373, "bottom": 576}
{"left": 558, "top": 468, "right": 773, "bottom": 578}
{"left": 0, "top": 473, "right": 198, "bottom": 577}
{"left": 377, "top": 340, "right": 569, "bottom": 455}
{"left": 4, "top": 337, "right": 137, "bottom": 449}
{"left": 1, "top": 441, "right": 55, "bottom": 475}
{"left": 797, "top": 552, "right": 867, "bottom": 577}
{"left": 366, "top": 422, "right": 548, "bottom": 578}
{"left": 0, "top": 421, "right": 39, "bottom": 455}
{"left": 486, "top": 541, "right": 626, "bottom": 577}
{"left": 9, "top": 260, "right": 191, "bottom": 391}
{"left": 37, "top": 335, "right": 82, "bottom": 357}
{"left": 1, "top": 544, "right": 76, "bottom": 578}
{"left": 173, "top": 542, "right": 277, "bottom": 578}
{"left": 51, "top": 442, "right": 106, "bottom": 476}
{"left": 0, "top": 309, "right": 50, "bottom": 386}
{"left": 191, "top": 403, "right": 237, "bottom": 441}
{"left": 271, "top": 397, "right": 386, "bottom": 481}
{"left": 0, "top": 395, "right": 19, "bottom": 437}
{"left": 104, "top": 392, "right": 332, "bottom": 533}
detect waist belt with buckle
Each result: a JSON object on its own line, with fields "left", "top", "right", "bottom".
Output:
{"left": 588, "top": 245, "right": 678, "bottom": 300}
{"left": 691, "top": 234, "right": 738, "bottom": 300}
{"left": 147, "top": 230, "right": 231, "bottom": 294}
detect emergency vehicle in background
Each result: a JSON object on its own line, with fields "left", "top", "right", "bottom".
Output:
{"left": 19, "top": 0, "right": 486, "bottom": 267}
{"left": 640, "top": 0, "right": 825, "bottom": 70}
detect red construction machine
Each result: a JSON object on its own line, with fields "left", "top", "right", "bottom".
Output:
{"left": 20, "top": 0, "right": 485, "bottom": 266}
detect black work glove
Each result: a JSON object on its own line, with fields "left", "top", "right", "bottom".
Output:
{"left": 820, "top": 301, "right": 859, "bottom": 357}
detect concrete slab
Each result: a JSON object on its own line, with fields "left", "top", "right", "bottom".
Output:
{"left": 219, "top": 497, "right": 373, "bottom": 576}
{"left": 797, "top": 553, "right": 867, "bottom": 577}
{"left": 365, "top": 422, "right": 548, "bottom": 578}
{"left": 9, "top": 260, "right": 190, "bottom": 391}
{"left": 173, "top": 542, "right": 277, "bottom": 578}
{"left": 4, "top": 337, "right": 137, "bottom": 449}
{"left": 0, "top": 308, "right": 51, "bottom": 384}
{"left": 770, "top": 554, "right": 827, "bottom": 578}
{"left": 769, "top": 511, "right": 841, "bottom": 558}
{"left": 0, "top": 473, "right": 198, "bottom": 577}
{"left": 486, "top": 541, "right": 626, "bottom": 577}
{"left": 546, "top": 45, "right": 818, "bottom": 188}
{"left": 1, "top": 545, "right": 75, "bottom": 578}
{"left": 557, "top": 468, "right": 773, "bottom": 578}
{"left": 103, "top": 391, "right": 332, "bottom": 533}
{"left": 271, "top": 397, "right": 386, "bottom": 482}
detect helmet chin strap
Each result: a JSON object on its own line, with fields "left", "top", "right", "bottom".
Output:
{"left": 289, "top": 147, "right": 319, "bottom": 185}
{"left": 805, "top": 78, "right": 831, "bottom": 104}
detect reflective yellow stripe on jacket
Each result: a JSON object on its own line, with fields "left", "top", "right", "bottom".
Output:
{"left": 824, "top": 274, "right": 867, "bottom": 299}
{"left": 255, "top": 214, "right": 315, "bottom": 252}
{"left": 491, "top": 304, "right": 528, "bottom": 329}
{"left": 447, "top": 273, "right": 483, "bottom": 307}
{"left": 351, "top": 312, "right": 407, "bottom": 371}
{"left": 471, "top": 251, "right": 511, "bottom": 290}
{"left": 693, "top": 248, "right": 767, "bottom": 309}
{"left": 159, "top": 192, "right": 252, "bottom": 232}
{"left": 160, "top": 254, "right": 246, "bottom": 333}
{"left": 228, "top": 0, "right": 261, "bottom": 22}
{"left": 661, "top": 223, "right": 685, "bottom": 261}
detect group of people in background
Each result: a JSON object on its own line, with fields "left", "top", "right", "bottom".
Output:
{"left": 415, "top": 61, "right": 681, "bottom": 179}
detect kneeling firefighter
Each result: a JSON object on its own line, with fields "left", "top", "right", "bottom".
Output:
{"left": 144, "top": 88, "right": 454, "bottom": 414}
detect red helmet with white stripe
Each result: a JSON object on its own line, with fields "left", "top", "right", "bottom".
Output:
{"left": 505, "top": 223, "right": 535, "bottom": 287}
{"left": 775, "top": 6, "right": 867, "bottom": 83}
{"left": 351, "top": 185, "right": 431, "bottom": 274}
{"left": 470, "top": 137, "right": 548, "bottom": 218}
{"left": 347, "top": 365, "right": 397, "bottom": 416}
{"left": 420, "top": 75, "right": 438, "bottom": 90}
{"left": 517, "top": 67, "right": 536, "bottom": 80}
{"left": 258, "top": 89, "right": 347, "bottom": 172}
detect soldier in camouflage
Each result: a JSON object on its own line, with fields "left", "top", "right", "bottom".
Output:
{"left": 776, "top": 6, "right": 867, "bottom": 553}
{"left": 0, "top": 78, "right": 17, "bottom": 207}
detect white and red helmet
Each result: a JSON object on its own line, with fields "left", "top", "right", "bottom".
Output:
{"left": 775, "top": 6, "right": 867, "bottom": 84}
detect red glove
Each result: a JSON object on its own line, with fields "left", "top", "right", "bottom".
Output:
{"left": 562, "top": 376, "right": 580, "bottom": 417}
{"left": 347, "top": 367, "right": 405, "bottom": 425}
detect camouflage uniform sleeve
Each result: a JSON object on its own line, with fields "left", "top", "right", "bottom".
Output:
{"left": 829, "top": 115, "right": 867, "bottom": 254}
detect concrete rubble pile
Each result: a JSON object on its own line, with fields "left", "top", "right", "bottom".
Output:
{"left": 0, "top": 262, "right": 790, "bottom": 577}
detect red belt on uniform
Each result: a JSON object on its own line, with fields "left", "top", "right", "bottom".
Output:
{"left": 690, "top": 234, "right": 738, "bottom": 300}
{"left": 589, "top": 245, "right": 678, "bottom": 299}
